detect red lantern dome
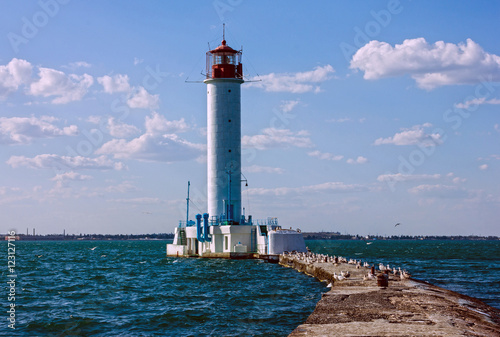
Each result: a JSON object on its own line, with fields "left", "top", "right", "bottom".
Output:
{"left": 206, "top": 39, "right": 243, "bottom": 79}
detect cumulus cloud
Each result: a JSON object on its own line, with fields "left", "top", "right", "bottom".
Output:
{"left": 7, "top": 154, "right": 124, "bottom": 170}
{"left": 97, "top": 74, "right": 158, "bottom": 110}
{"left": 248, "top": 181, "right": 367, "bottom": 196}
{"left": 0, "top": 115, "right": 78, "bottom": 144}
{"left": 29, "top": 67, "right": 94, "bottom": 104}
{"left": 455, "top": 97, "right": 500, "bottom": 109}
{"left": 377, "top": 173, "right": 441, "bottom": 182}
{"left": 0, "top": 58, "right": 32, "bottom": 98}
{"left": 127, "top": 86, "right": 159, "bottom": 110}
{"left": 97, "top": 74, "right": 131, "bottom": 94}
{"left": 374, "top": 123, "right": 442, "bottom": 146}
{"left": 350, "top": 38, "right": 500, "bottom": 89}
{"left": 308, "top": 150, "right": 344, "bottom": 161}
{"left": 96, "top": 133, "right": 203, "bottom": 162}
{"left": 64, "top": 61, "right": 92, "bottom": 69}
{"left": 280, "top": 100, "right": 300, "bottom": 112}
{"left": 327, "top": 117, "right": 351, "bottom": 123}
{"left": 96, "top": 112, "right": 203, "bottom": 162}
{"left": 242, "top": 128, "right": 313, "bottom": 150}
{"left": 408, "top": 184, "right": 469, "bottom": 198}
{"left": 109, "top": 197, "right": 161, "bottom": 204}
{"left": 243, "top": 165, "right": 284, "bottom": 174}
{"left": 479, "top": 164, "right": 488, "bottom": 170}
{"left": 51, "top": 171, "right": 92, "bottom": 188}
{"left": 347, "top": 156, "right": 368, "bottom": 164}
{"left": 104, "top": 181, "right": 137, "bottom": 194}
{"left": 246, "top": 65, "right": 335, "bottom": 93}
{"left": 145, "top": 112, "right": 189, "bottom": 134}
{"left": 107, "top": 117, "right": 140, "bottom": 138}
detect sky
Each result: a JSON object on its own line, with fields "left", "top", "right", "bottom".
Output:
{"left": 0, "top": 0, "right": 499, "bottom": 236}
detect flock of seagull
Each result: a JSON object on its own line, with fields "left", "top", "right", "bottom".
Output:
{"left": 281, "top": 251, "right": 411, "bottom": 287}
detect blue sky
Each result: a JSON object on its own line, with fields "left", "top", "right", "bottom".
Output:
{"left": 1, "top": 0, "right": 499, "bottom": 236}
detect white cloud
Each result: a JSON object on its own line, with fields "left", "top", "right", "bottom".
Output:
{"left": 134, "top": 58, "right": 144, "bottom": 66}
{"left": 105, "top": 181, "right": 137, "bottom": 193}
{"left": 87, "top": 115, "right": 102, "bottom": 124}
{"left": 327, "top": 117, "right": 351, "bottom": 123}
{"left": 374, "top": 123, "right": 442, "bottom": 146}
{"left": 246, "top": 65, "right": 335, "bottom": 93}
{"left": 408, "top": 184, "right": 469, "bottom": 198}
{"left": 280, "top": 100, "right": 300, "bottom": 112}
{"left": 96, "top": 133, "right": 204, "bottom": 162}
{"left": 308, "top": 150, "right": 344, "bottom": 161}
{"left": 377, "top": 173, "right": 441, "bottom": 182}
{"left": 0, "top": 115, "right": 78, "bottom": 144}
{"left": 248, "top": 181, "right": 367, "bottom": 196}
{"left": 97, "top": 74, "right": 131, "bottom": 94}
{"left": 145, "top": 112, "right": 189, "bottom": 134}
{"left": 51, "top": 171, "right": 92, "bottom": 189}
{"left": 346, "top": 156, "right": 368, "bottom": 164}
{"left": 96, "top": 113, "right": 202, "bottom": 162}
{"left": 243, "top": 165, "right": 284, "bottom": 174}
{"left": 455, "top": 97, "right": 500, "bottom": 109}
{"left": 479, "top": 164, "right": 488, "bottom": 170}
{"left": 0, "top": 58, "right": 32, "bottom": 98}
{"left": 350, "top": 38, "right": 500, "bottom": 89}
{"left": 7, "top": 154, "right": 124, "bottom": 170}
{"left": 242, "top": 128, "right": 313, "bottom": 150}
{"left": 127, "top": 86, "right": 159, "bottom": 110}
{"left": 109, "top": 197, "right": 161, "bottom": 204}
{"left": 29, "top": 67, "right": 94, "bottom": 104}
{"left": 65, "top": 61, "right": 91, "bottom": 69}
{"left": 107, "top": 117, "right": 140, "bottom": 138}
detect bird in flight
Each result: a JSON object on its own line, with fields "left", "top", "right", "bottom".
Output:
{"left": 395, "top": 223, "right": 401, "bottom": 227}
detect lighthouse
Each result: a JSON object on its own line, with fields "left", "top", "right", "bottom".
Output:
{"left": 204, "top": 35, "right": 244, "bottom": 224}
{"left": 166, "top": 30, "right": 307, "bottom": 258}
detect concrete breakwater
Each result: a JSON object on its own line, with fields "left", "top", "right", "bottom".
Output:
{"left": 280, "top": 252, "right": 500, "bottom": 337}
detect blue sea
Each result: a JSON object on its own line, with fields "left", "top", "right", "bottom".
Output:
{"left": 1, "top": 239, "right": 499, "bottom": 336}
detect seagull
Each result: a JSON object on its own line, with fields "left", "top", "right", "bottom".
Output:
{"left": 395, "top": 223, "right": 401, "bottom": 227}
{"left": 90, "top": 246, "right": 97, "bottom": 251}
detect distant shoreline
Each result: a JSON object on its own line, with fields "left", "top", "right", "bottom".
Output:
{"left": 2, "top": 232, "right": 498, "bottom": 241}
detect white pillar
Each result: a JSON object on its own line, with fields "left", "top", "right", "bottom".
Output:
{"left": 204, "top": 78, "right": 244, "bottom": 223}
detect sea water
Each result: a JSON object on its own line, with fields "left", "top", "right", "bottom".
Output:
{"left": 1, "top": 239, "right": 498, "bottom": 336}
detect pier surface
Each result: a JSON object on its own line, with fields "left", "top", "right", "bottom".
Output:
{"left": 280, "top": 254, "right": 500, "bottom": 337}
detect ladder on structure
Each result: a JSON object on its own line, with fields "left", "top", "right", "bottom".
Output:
{"left": 179, "top": 228, "right": 187, "bottom": 245}
{"left": 250, "top": 226, "right": 256, "bottom": 253}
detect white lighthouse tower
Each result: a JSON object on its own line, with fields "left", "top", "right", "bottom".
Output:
{"left": 166, "top": 30, "right": 307, "bottom": 259}
{"left": 204, "top": 34, "right": 244, "bottom": 224}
